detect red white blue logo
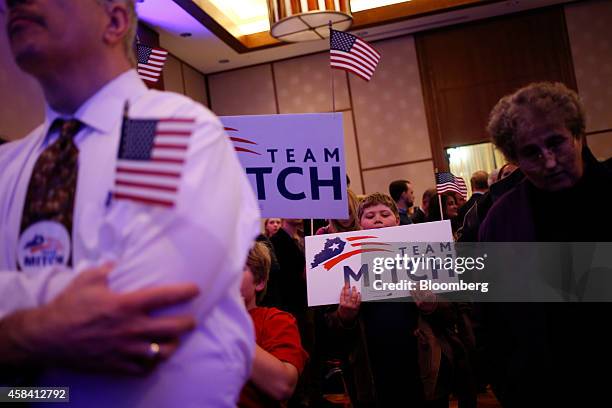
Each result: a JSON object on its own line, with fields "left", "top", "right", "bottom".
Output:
{"left": 18, "top": 221, "right": 70, "bottom": 271}
{"left": 226, "top": 127, "right": 261, "bottom": 156}
{"left": 311, "top": 235, "right": 392, "bottom": 271}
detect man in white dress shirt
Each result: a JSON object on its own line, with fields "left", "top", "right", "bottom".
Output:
{"left": 0, "top": 0, "right": 260, "bottom": 406}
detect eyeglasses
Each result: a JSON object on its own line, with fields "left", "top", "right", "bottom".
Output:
{"left": 517, "top": 135, "right": 576, "bottom": 164}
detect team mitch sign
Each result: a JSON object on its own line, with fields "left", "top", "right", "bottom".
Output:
{"left": 221, "top": 113, "right": 348, "bottom": 219}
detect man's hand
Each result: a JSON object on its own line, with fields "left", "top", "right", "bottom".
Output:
{"left": 337, "top": 283, "right": 361, "bottom": 325}
{"left": 1, "top": 263, "right": 199, "bottom": 375}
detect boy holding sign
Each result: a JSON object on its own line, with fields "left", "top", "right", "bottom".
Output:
{"left": 329, "top": 193, "right": 468, "bottom": 408}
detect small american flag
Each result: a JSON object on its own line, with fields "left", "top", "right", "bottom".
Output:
{"left": 330, "top": 29, "right": 381, "bottom": 81}
{"left": 112, "top": 115, "right": 195, "bottom": 207}
{"left": 137, "top": 44, "right": 168, "bottom": 83}
{"left": 436, "top": 172, "right": 468, "bottom": 199}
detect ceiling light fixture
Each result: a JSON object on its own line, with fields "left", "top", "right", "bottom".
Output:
{"left": 267, "top": 0, "right": 353, "bottom": 42}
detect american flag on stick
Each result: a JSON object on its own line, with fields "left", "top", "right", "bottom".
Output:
{"left": 435, "top": 172, "right": 468, "bottom": 199}
{"left": 137, "top": 44, "right": 168, "bottom": 83}
{"left": 330, "top": 29, "right": 381, "bottom": 81}
{"left": 112, "top": 112, "right": 195, "bottom": 208}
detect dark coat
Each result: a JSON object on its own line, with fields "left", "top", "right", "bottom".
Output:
{"left": 457, "top": 169, "right": 524, "bottom": 242}
{"left": 269, "top": 228, "right": 307, "bottom": 316}
{"left": 412, "top": 207, "right": 427, "bottom": 224}
{"left": 456, "top": 192, "right": 486, "bottom": 230}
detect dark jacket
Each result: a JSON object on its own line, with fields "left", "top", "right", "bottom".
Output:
{"left": 412, "top": 207, "right": 427, "bottom": 224}
{"left": 269, "top": 228, "right": 307, "bottom": 316}
{"left": 456, "top": 192, "right": 485, "bottom": 229}
{"left": 325, "top": 299, "right": 477, "bottom": 408}
{"left": 457, "top": 169, "right": 524, "bottom": 242}
{"left": 398, "top": 208, "right": 413, "bottom": 225}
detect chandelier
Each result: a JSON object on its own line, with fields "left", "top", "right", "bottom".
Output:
{"left": 267, "top": 0, "right": 353, "bottom": 42}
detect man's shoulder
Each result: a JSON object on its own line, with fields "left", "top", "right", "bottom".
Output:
{"left": 0, "top": 125, "right": 45, "bottom": 164}
{"left": 136, "top": 89, "right": 220, "bottom": 126}
{"left": 135, "top": 89, "right": 230, "bottom": 157}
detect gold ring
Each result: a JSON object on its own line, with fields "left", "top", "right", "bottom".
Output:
{"left": 148, "top": 342, "right": 161, "bottom": 359}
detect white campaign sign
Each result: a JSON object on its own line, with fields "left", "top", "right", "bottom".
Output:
{"left": 305, "top": 221, "right": 458, "bottom": 306}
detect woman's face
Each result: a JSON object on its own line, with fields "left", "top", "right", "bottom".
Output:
{"left": 445, "top": 196, "right": 459, "bottom": 218}
{"left": 515, "top": 125, "right": 584, "bottom": 191}
{"left": 265, "top": 218, "right": 281, "bottom": 236}
{"left": 453, "top": 192, "right": 466, "bottom": 208}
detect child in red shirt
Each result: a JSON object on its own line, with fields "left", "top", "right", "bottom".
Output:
{"left": 238, "top": 242, "right": 308, "bottom": 408}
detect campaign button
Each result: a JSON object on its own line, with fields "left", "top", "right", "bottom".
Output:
{"left": 18, "top": 221, "right": 71, "bottom": 271}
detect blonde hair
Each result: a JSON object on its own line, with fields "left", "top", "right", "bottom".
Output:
{"left": 329, "top": 189, "right": 360, "bottom": 233}
{"left": 246, "top": 242, "right": 271, "bottom": 302}
{"left": 357, "top": 192, "right": 399, "bottom": 222}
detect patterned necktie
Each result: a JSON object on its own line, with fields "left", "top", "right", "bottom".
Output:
{"left": 20, "top": 119, "right": 82, "bottom": 245}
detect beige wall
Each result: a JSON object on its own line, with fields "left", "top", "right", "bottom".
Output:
{"left": 565, "top": 0, "right": 612, "bottom": 158}
{"left": 209, "top": 65, "right": 277, "bottom": 115}
{"left": 588, "top": 132, "right": 612, "bottom": 161}
{"left": 182, "top": 64, "right": 208, "bottom": 107}
{"left": 161, "top": 54, "right": 209, "bottom": 107}
{"left": 0, "top": 27, "right": 44, "bottom": 141}
{"left": 163, "top": 54, "right": 185, "bottom": 95}
{"left": 274, "top": 53, "right": 350, "bottom": 113}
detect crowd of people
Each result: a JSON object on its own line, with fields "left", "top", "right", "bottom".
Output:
{"left": 254, "top": 172, "right": 502, "bottom": 407}
{"left": 248, "top": 80, "right": 612, "bottom": 408}
{"left": 1, "top": 1, "right": 611, "bottom": 407}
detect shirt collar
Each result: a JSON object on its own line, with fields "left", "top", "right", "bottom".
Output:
{"left": 43, "top": 69, "right": 147, "bottom": 142}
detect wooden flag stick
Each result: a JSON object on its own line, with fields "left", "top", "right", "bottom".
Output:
{"left": 434, "top": 168, "right": 444, "bottom": 221}
{"left": 329, "top": 21, "right": 336, "bottom": 113}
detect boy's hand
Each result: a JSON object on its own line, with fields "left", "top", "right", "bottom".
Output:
{"left": 338, "top": 283, "right": 361, "bottom": 324}
{"left": 411, "top": 287, "right": 437, "bottom": 314}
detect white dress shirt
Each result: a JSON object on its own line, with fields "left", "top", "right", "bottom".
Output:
{"left": 0, "top": 70, "right": 260, "bottom": 407}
